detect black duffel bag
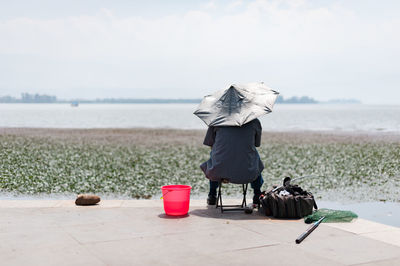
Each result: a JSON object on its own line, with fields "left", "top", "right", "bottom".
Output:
{"left": 260, "top": 177, "right": 318, "bottom": 219}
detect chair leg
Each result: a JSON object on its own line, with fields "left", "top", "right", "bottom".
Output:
{"left": 241, "top": 183, "right": 248, "bottom": 207}
{"left": 216, "top": 182, "right": 248, "bottom": 213}
{"left": 216, "top": 181, "right": 223, "bottom": 212}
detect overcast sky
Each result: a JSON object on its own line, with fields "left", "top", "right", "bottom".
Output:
{"left": 0, "top": 0, "right": 399, "bottom": 103}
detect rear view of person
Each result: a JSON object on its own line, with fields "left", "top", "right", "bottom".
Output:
{"left": 200, "top": 118, "right": 264, "bottom": 205}
{"left": 194, "top": 82, "right": 279, "bottom": 206}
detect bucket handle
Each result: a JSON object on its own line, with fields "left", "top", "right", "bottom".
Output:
{"left": 160, "top": 190, "right": 171, "bottom": 199}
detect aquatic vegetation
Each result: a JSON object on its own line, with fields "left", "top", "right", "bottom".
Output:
{"left": 259, "top": 143, "right": 400, "bottom": 202}
{"left": 0, "top": 134, "right": 399, "bottom": 202}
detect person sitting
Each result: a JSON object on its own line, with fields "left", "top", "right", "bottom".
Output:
{"left": 200, "top": 118, "right": 264, "bottom": 205}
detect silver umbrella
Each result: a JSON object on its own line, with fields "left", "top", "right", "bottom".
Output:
{"left": 194, "top": 82, "right": 279, "bottom": 127}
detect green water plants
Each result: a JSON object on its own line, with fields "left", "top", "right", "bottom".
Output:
{"left": 0, "top": 133, "right": 399, "bottom": 202}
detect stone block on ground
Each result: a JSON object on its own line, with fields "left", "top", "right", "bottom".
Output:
{"left": 75, "top": 194, "right": 101, "bottom": 206}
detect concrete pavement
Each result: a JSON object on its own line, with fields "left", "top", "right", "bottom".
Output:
{"left": 0, "top": 199, "right": 399, "bottom": 266}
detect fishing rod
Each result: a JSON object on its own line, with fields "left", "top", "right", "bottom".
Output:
{"left": 272, "top": 175, "right": 320, "bottom": 193}
{"left": 295, "top": 216, "right": 325, "bottom": 244}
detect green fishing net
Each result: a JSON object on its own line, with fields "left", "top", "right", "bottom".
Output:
{"left": 304, "top": 208, "right": 358, "bottom": 224}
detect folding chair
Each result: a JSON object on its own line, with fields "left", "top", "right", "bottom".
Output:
{"left": 216, "top": 179, "right": 248, "bottom": 213}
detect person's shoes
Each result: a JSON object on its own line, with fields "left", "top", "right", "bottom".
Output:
{"left": 253, "top": 193, "right": 261, "bottom": 207}
{"left": 207, "top": 195, "right": 217, "bottom": 205}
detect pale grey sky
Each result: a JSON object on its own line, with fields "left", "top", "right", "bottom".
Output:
{"left": 0, "top": 0, "right": 399, "bottom": 103}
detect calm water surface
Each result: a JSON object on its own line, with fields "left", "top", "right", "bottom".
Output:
{"left": 318, "top": 201, "right": 400, "bottom": 228}
{"left": 1, "top": 103, "right": 400, "bottom": 132}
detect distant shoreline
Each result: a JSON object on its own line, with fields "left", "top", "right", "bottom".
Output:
{"left": 0, "top": 101, "right": 363, "bottom": 104}
{"left": 1, "top": 127, "right": 399, "bottom": 144}
{"left": 0, "top": 93, "right": 361, "bottom": 104}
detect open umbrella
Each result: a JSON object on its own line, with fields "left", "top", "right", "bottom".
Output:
{"left": 194, "top": 82, "right": 279, "bottom": 127}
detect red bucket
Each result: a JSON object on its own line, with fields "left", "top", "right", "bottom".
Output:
{"left": 161, "top": 185, "right": 192, "bottom": 216}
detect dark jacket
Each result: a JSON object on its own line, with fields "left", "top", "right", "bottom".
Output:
{"left": 200, "top": 118, "right": 264, "bottom": 184}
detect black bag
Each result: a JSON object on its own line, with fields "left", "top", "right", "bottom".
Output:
{"left": 260, "top": 180, "right": 318, "bottom": 219}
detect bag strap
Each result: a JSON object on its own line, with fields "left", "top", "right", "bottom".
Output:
{"left": 312, "top": 196, "right": 318, "bottom": 210}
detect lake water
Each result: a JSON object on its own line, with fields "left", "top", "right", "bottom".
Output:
{"left": 1, "top": 103, "right": 400, "bottom": 132}
{"left": 318, "top": 201, "right": 400, "bottom": 228}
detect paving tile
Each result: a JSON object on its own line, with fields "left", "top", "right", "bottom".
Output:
{"left": 326, "top": 219, "right": 396, "bottom": 234}
{"left": 190, "top": 206, "right": 267, "bottom": 221}
{"left": 353, "top": 257, "right": 400, "bottom": 266}
{"left": 142, "top": 207, "right": 269, "bottom": 237}
{"left": 189, "top": 199, "right": 208, "bottom": 207}
{"left": 121, "top": 199, "right": 162, "bottom": 207}
{"left": 0, "top": 200, "right": 59, "bottom": 208}
{"left": 362, "top": 229, "right": 400, "bottom": 247}
{"left": 84, "top": 233, "right": 212, "bottom": 266}
{"left": 92, "top": 200, "right": 124, "bottom": 208}
{"left": 59, "top": 208, "right": 178, "bottom": 244}
{"left": 61, "top": 207, "right": 245, "bottom": 244}
{"left": 0, "top": 208, "right": 61, "bottom": 233}
{"left": 60, "top": 221, "right": 151, "bottom": 244}
{"left": 1, "top": 244, "right": 106, "bottom": 266}
{"left": 0, "top": 227, "right": 78, "bottom": 254}
{"left": 182, "top": 225, "right": 279, "bottom": 255}
{"left": 36, "top": 207, "right": 131, "bottom": 227}
{"left": 207, "top": 243, "right": 344, "bottom": 266}
{"left": 233, "top": 220, "right": 355, "bottom": 244}
{"left": 150, "top": 212, "right": 231, "bottom": 234}
{"left": 84, "top": 225, "right": 277, "bottom": 266}
{"left": 297, "top": 234, "right": 400, "bottom": 265}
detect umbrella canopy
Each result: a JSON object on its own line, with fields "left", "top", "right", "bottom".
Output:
{"left": 194, "top": 82, "right": 279, "bottom": 127}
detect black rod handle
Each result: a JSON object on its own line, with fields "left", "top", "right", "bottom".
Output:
{"left": 295, "top": 216, "right": 325, "bottom": 244}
